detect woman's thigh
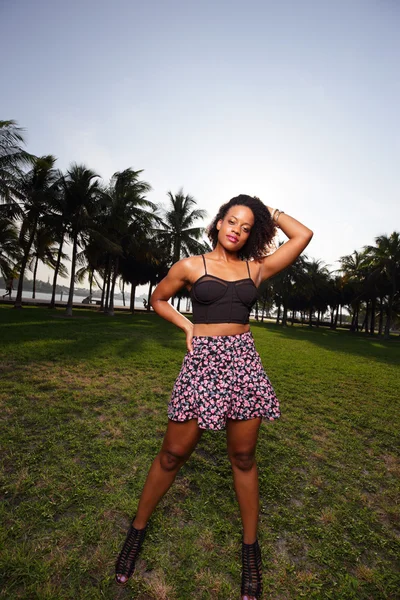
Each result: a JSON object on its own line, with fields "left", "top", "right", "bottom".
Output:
{"left": 226, "top": 418, "right": 262, "bottom": 457}
{"left": 161, "top": 418, "right": 203, "bottom": 458}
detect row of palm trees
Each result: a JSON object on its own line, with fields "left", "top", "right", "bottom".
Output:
{"left": 0, "top": 120, "right": 208, "bottom": 316}
{"left": 1, "top": 120, "right": 399, "bottom": 337}
{"left": 258, "top": 234, "right": 400, "bottom": 338}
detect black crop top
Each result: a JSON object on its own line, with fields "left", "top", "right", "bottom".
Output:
{"left": 191, "top": 255, "right": 258, "bottom": 324}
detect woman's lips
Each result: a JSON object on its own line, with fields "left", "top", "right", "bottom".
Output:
{"left": 227, "top": 235, "right": 239, "bottom": 243}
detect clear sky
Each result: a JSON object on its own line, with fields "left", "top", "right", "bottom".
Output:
{"left": 1, "top": 0, "right": 399, "bottom": 288}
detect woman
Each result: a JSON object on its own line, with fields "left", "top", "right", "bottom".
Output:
{"left": 115, "top": 194, "right": 313, "bottom": 599}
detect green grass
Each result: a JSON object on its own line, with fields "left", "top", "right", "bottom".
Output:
{"left": 0, "top": 306, "right": 399, "bottom": 600}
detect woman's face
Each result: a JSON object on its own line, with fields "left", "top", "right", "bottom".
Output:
{"left": 216, "top": 205, "right": 254, "bottom": 251}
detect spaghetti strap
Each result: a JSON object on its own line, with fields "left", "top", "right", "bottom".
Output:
{"left": 201, "top": 254, "right": 207, "bottom": 274}
{"left": 246, "top": 260, "right": 251, "bottom": 278}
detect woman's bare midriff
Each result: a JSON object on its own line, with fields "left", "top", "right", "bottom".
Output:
{"left": 193, "top": 323, "right": 250, "bottom": 337}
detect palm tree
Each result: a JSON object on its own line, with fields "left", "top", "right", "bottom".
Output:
{"left": 0, "top": 120, "right": 34, "bottom": 203}
{"left": 301, "top": 259, "right": 330, "bottom": 326}
{"left": 99, "top": 168, "right": 154, "bottom": 316}
{"left": 13, "top": 155, "right": 61, "bottom": 308}
{"left": 75, "top": 239, "right": 106, "bottom": 303}
{"left": 339, "top": 249, "right": 371, "bottom": 332}
{"left": 156, "top": 189, "right": 207, "bottom": 264}
{"left": 325, "top": 274, "right": 345, "bottom": 329}
{"left": 391, "top": 294, "right": 400, "bottom": 334}
{"left": 119, "top": 251, "right": 155, "bottom": 314}
{"left": 353, "top": 247, "right": 384, "bottom": 335}
{"left": 287, "top": 285, "right": 309, "bottom": 325}
{"left": 365, "top": 232, "right": 400, "bottom": 338}
{"left": 28, "top": 223, "right": 68, "bottom": 298}
{"left": 47, "top": 180, "right": 71, "bottom": 308}
{"left": 144, "top": 240, "right": 173, "bottom": 310}
{"left": 257, "top": 278, "right": 274, "bottom": 322}
{"left": 63, "top": 164, "right": 102, "bottom": 317}
{"left": 0, "top": 217, "right": 21, "bottom": 282}
{"left": 271, "top": 249, "right": 307, "bottom": 326}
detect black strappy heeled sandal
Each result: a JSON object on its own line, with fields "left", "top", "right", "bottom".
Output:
{"left": 241, "top": 539, "right": 263, "bottom": 599}
{"left": 115, "top": 519, "right": 148, "bottom": 585}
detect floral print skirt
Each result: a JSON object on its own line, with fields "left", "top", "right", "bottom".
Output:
{"left": 168, "top": 331, "right": 281, "bottom": 431}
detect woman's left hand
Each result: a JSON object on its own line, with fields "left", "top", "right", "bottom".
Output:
{"left": 185, "top": 325, "right": 194, "bottom": 353}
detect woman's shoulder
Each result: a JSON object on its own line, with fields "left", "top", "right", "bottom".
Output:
{"left": 173, "top": 255, "right": 205, "bottom": 270}
{"left": 168, "top": 255, "right": 205, "bottom": 282}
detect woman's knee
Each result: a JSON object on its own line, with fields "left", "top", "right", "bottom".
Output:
{"left": 229, "top": 450, "right": 256, "bottom": 472}
{"left": 159, "top": 448, "right": 187, "bottom": 472}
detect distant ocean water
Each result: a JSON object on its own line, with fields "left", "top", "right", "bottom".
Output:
{"left": 0, "top": 289, "right": 146, "bottom": 308}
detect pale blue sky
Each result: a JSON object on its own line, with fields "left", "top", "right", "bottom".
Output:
{"left": 1, "top": 0, "right": 399, "bottom": 287}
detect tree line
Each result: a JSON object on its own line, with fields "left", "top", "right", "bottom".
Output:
{"left": 1, "top": 120, "right": 399, "bottom": 337}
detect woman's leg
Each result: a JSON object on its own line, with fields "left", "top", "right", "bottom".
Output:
{"left": 133, "top": 418, "right": 203, "bottom": 528}
{"left": 226, "top": 417, "right": 262, "bottom": 544}
{"left": 116, "top": 418, "right": 203, "bottom": 584}
{"left": 227, "top": 418, "right": 263, "bottom": 599}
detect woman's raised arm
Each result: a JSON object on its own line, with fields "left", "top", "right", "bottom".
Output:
{"left": 259, "top": 206, "right": 313, "bottom": 282}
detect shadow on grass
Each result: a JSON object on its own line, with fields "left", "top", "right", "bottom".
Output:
{"left": 251, "top": 320, "right": 400, "bottom": 367}
{"left": 0, "top": 306, "right": 186, "bottom": 365}
{"left": 2, "top": 305, "right": 399, "bottom": 368}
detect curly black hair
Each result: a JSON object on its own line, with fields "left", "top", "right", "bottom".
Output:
{"left": 207, "top": 194, "right": 277, "bottom": 260}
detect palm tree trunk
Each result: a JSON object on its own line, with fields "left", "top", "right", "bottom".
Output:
{"left": 14, "top": 217, "right": 38, "bottom": 309}
{"left": 361, "top": 312, "right": 367, "bottom": 332}
{"left": 173, "top": 239, "right": 181, "bottom": 265}
{"left": 370, "top": 296, "right": 376, "bottom": 335}
{"left": 107, "top": 256, "right": 119, "bottom": 317}
{"left": 104, "top": 255, "right": 112, "bottom": 312}
{"left": 355, "top": 301, "right": 360, "bottom": 332}
{"left": 276, "top": 305, "right": 281, "bottom": 324}
{"left": 89, "top": 271, "right": 93, "bottom": 297}
{"left": 350, "top": 303, "right": 358, "bottom": 332}
{"left": 100, "top": 272, "right": 106, "bottom": 309}
{"left": 65, "top": 232, "right": 78, "bottom": 317}
{"left": 147, "top": 282, "right": 153, "bottom": 311}
{"left": 49, "top": 233, "right": 65, "bottom": 308}
{"left": 384, "top": 283, "right": 396, "bottom": 339}
{"left": 177, "top": 296, "right": 181, "bottom": 312}
{"left": 363, "top": 300, "right": 370, "bottom": 334}
{"left": 333, "top": 305, "right": 339, "bottom": 329}
{"left": 105, "top": 268, "right": 112, "bottom": 310}
{"left": 261, "top": 298, "right": 266, "bottom": 322}
{"left": 354, "top": 306, "right": 359, "bottom": 331}
{"left": 309, "top": 307, "right": 313, "bottom": 327}
{"left": 130, "top": 281, "right": 137, "bottom": 313}
{"left": 32, "top": 255, "right": 39, "bottom": 298}
{"left": 378, "top": 296, "right": 384, "bottom": 336}
{"left": 122, "top": 280, "right": 126, "bottom": 307}
{"left": 282, "top": 303, "right": 288, "bottom": 326}
{"left": 254, "top": 301, "right": 259, "bottom": 321}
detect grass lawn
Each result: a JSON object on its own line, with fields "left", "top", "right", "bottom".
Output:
{"left": 0, "top": 305, "right": 399, "bottom": 600}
